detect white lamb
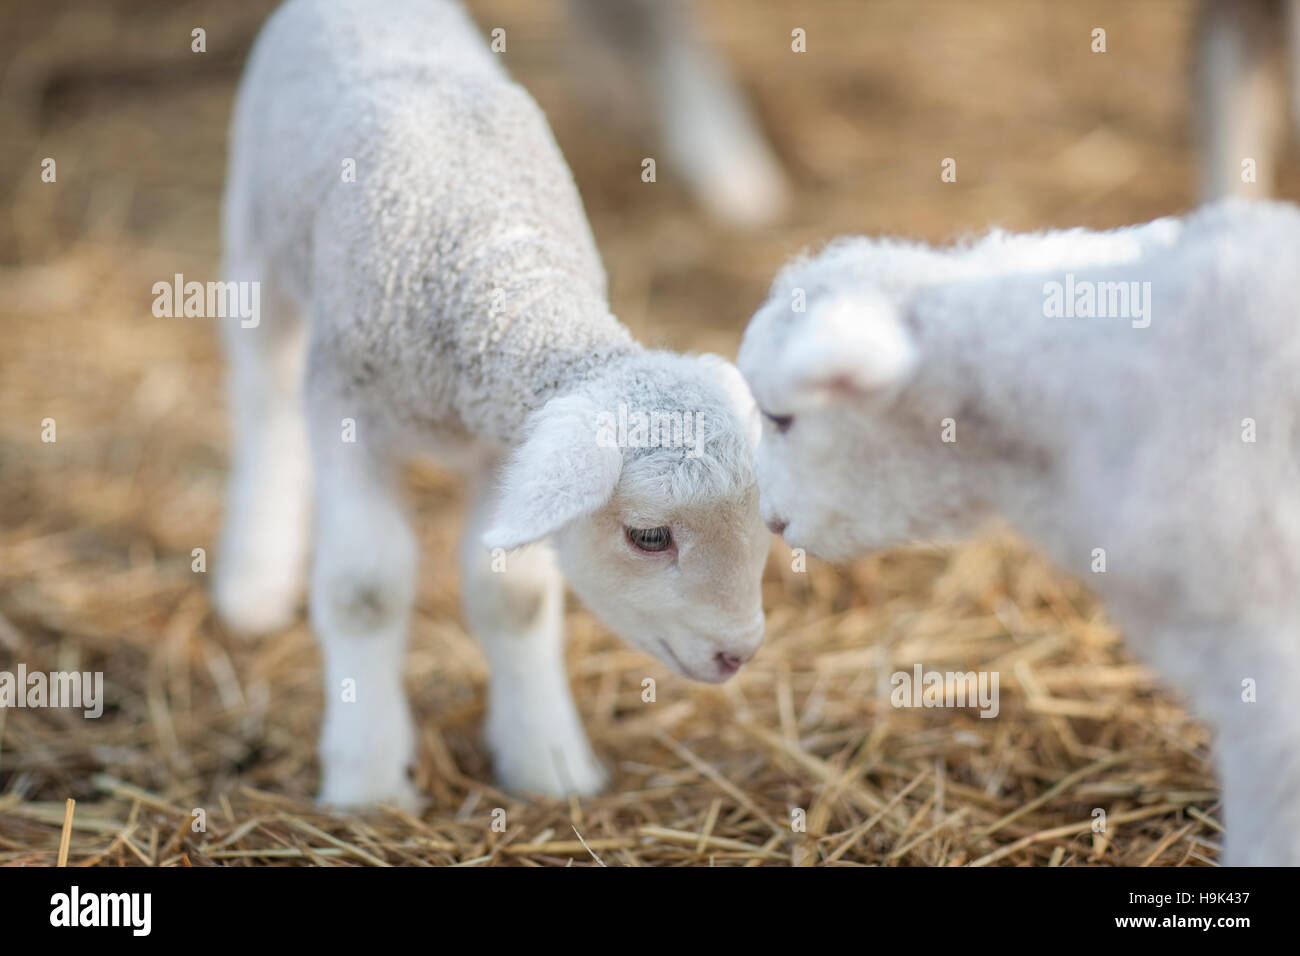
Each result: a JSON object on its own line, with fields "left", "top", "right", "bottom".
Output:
{"left": 213, "top": 0, "right": 768, "bottom": 808}
{"left": 738, "top": 200, "right": 1300, "bottom": 866}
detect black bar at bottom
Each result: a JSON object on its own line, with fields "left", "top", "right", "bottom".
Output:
{"left": 0, "top": 864, "right": 1286, "bottom": 942}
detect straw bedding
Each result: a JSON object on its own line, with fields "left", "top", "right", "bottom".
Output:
{"left": 4, "top": 0, "right": 1285, "bottom": 866}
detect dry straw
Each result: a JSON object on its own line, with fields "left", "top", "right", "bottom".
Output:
{"left": 0, "top": 0, "right": 1226, "bottom": 867}
{"left": 0, "top": 503, "right": 1221, "bottom": 865}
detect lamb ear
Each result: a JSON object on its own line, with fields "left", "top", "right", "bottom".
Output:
{"left": 775, "top": 294, "right": 917, "bottom": 410}
{"left": 481, "top": 395, "right": 623, "bottom": 551}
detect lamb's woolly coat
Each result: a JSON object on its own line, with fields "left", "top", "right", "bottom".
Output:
{"left": 226, "top": 0, "right": 634, "bottom": 447}
{"left": 216, "top": 0, "right": 768, "bottom": 805}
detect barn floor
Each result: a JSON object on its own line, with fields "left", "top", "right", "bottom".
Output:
{"left": 4, "top": 0, "right": 1295, "bottom": 866}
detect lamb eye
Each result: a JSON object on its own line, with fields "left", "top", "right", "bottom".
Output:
{"left": 763, "top": 411, "right": 794, "bottom": 434}
{"left": 626, "top": 526, "right": 673, "bottom": 553}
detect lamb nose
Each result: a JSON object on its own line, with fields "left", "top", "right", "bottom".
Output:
{"left": 715, "top": 651, "right": 745, "bottom": 674}
{"left": 766, "top": 517, "right": 787, "bottom": 535}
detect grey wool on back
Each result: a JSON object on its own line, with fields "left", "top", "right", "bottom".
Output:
{"left": 225, "top": 0, "right": 635, "bottom": 447}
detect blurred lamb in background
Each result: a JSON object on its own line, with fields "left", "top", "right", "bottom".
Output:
{"left": 566, "top": 0, "right": 788, "bottom": 227}
{"left": 1198, "top": 0, "right": 1300, "bottom": 199}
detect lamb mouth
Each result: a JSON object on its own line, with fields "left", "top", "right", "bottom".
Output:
{"left": 656, "top": 637, "right": 730, "bottom": 684}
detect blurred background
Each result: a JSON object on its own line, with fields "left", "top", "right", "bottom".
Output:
{"left": 1, "top": 0, "right": 1295, "bottom": 866}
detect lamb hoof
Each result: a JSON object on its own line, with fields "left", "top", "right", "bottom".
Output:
{"left": 493, "top": 743, "right": 609, "bottom": 799}
{"left": 317, "top": 777, "right": 426, "bottom": 815}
